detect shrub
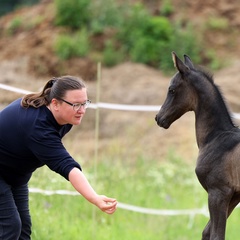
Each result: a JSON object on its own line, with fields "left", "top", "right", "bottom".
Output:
{"left": 158, "top": 23, "right": 201, "bottom": 73}
{"left": 129, "top": 16, "right": 173, "bottom": 66}
{"left": 89, "top": 0, "right": 125, "bottom": 34}
{"left": 118, "top": 3, "right": 201, "bottom": 73}
{"left": 117, "top": 3, "right": 151, "bottom": 52}
{"left": 54, "top": 0, "right": 90, "bottom": 29}
{"left": 7, "top": 17, "right": 22, "bottom": 35}
{"left": 54, "top": 29, "right": 90, "bottom": 60}
{"left": 118, "top": 6, "right": 174, "bottom": 68}
{"left": 102, "top": 40, "right": 124, "bottom": 67}
{"left": 160, "top": 0, "right": 174, "bottom": 16}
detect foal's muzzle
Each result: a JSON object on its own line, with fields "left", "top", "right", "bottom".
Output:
{"left": 155, "top": 114, "right": 169, "bottom": 129}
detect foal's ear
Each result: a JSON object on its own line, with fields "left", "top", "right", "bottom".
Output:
{"left": 184, "top": 54, "right": 195, "bottom": 69}
{"left": 172, "top": 52, "right": 190, "bottom": 74}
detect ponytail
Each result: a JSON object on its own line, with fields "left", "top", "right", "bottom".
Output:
{"left": 21, "top": 78, "right": 56, "bottom": 108}
{"left": 21, "top": 76, "right": 86, "bottom": 108}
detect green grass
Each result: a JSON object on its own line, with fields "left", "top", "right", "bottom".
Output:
{"left": 29, "top": 152, "right": 240, "bottom": 240}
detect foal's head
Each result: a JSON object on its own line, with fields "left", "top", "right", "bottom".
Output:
{"left": 155, "top": 52, "right": 206, "bottom": 129}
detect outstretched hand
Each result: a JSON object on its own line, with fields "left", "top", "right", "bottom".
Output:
{"left": 68, "top": 168, "right": 117, "bottom": 214}
{"left": 95, "top": 195, "right": 117, "bottom": 214}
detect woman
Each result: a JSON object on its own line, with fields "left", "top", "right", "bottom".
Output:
{"left": 0, "top": 75, "right": 117, "bottom": 239}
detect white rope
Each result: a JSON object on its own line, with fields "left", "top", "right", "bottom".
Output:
{"left": 29, "top": 188, "right": 209, "bottom": 217}
{"left": 90, "top": 102, "right": 160, "bottom": 111}
{"left": 0, "top": 83, "right": 31, "bottom": 94}
{"left": 1, "top": 83, "right": 240, "bottom": 116}
{"left": 0, "top": 83, "right": 160, "bottom": 112}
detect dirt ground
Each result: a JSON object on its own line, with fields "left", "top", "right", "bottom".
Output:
{"left": 1, "top": 0, "right": 240, "bottom": 164}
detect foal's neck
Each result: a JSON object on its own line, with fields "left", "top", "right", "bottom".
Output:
{"left": 194, "top": 80, "right": 235, "bottom": 148}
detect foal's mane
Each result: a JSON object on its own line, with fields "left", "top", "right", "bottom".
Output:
{"left": 195, "top": 65, "right": 237, "bottom": 128}
{"left": 195, "top": 65, "right": 214, "bottom": 84}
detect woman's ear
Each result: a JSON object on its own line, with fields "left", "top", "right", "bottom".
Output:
{"left": 51, "top": 98, "right": 60, "bottom": 111}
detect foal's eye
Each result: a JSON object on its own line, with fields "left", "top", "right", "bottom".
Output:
{"left": 169, "top": 89, "right": 175, "bottom": 94}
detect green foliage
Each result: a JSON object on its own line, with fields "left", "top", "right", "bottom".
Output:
{"left": 54, "top": 29, "right": 90, "bottom": 60}
{"left": 51, "top": 0, "right": 216, "bottom": 72}
{"left": 7, "top": 17, "right": 23, "bottom": 35}
{"left": 160, "top": 0, "right": 174, "bottom": 16}
{"left": 54, "top": 0, "right": 91, "bottom": 29}
{"left": 117, "top": 3, "right": 151, "bottom": 52}
{"left": 129, "top": 16, "right": 174, "bottom": 66}
{"left": 102, "top": 40, "right": 124, "bottom": 67}
{"left": 4, "top": 15, "right": 44, "bottom": 37}
{"left": 206, "top": 16, "right": 229, "bottom": 31}
{"left": 158, "top": 23, "right": 201, "bottom": 73}
{"left": 205, "top": 49, "right": 223, "bottom": 70}
{"left": 24, "top": 15, "right": 44, "bottom": 30}
{"left": 118, "top": 4, "right": 200, "bottom": 73}
{"left": 89, "top": 0, "right": 125, "bottom": 34}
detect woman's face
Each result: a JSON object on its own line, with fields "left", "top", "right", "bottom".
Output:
{"left": 53, "top": 88, "right": 89, "bottom": 125}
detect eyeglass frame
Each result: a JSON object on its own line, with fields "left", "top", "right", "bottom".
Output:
{"left": 58, "top": 98, "right": 91, "bottom": 111}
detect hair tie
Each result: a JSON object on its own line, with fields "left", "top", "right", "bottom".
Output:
{"left": 51, "top": 77, "right": 57, "bottom": 86}
{"left": 46, "top": 77, "right": 58, "bottom": 89}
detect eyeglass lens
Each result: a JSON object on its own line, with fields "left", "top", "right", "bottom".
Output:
{"left": 73, "top": 100, "right": 91, "bottom": 111}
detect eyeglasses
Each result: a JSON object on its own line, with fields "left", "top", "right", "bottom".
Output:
{"left": 59, "top": 98, "right": 91, "bottom": 111}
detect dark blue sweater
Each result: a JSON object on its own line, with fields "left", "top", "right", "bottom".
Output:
{"left": 0, "top": 98, "right": 81, "bottom": 186}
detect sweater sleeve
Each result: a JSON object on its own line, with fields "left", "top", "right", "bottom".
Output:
{"left": 27, "top": 124, "right": 82, "bottom": 181}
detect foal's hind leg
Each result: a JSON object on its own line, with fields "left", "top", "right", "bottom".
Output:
{"left": 201, "top": 220, "right": 211, "bottom": 240}
{"left": 227, "top": 193, "right": 240, "bottom": 217}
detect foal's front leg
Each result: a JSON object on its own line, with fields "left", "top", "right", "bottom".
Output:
{"left": 205, "top": 189, "right": 231, "bottom": 240}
